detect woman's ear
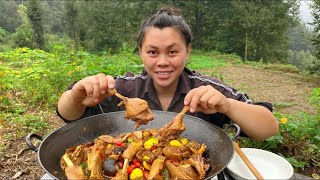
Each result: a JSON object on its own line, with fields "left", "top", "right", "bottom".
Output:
{"left": 138, "top": 47, "right": 142, "bottom": 56}
{"left": 187, "top": 44, "right": 191, "bottom": 56}
{"left": 186, "top": 44, "right": 191, "bottom": 61}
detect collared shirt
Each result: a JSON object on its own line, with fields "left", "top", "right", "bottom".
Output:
{"left": 58, "top": 68, "right": 272, "bottom": 130}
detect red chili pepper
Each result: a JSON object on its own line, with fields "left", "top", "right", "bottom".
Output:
{"left": 115, "top": 141, "right": 122, "bottom": 146}
{"left": 133, "top": 159, "right": 138, "bottom": 163}
{"left": 127, "top": 166, "right": 134, "bottom": 174}
{"left": 134, "top": 161, "right": 141, "bottom": 167}
{"left": 131, "top": 164, "right": 137, "bottom": 169}
{"left": 150, "top": 146, "right": 156, "bottom": 151}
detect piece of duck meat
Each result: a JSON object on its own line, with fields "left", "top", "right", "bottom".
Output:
{"left": 122, "top": 141, "right": 142, "bottom": 174}
{"left": 148, "top": 155, "right": 166, "bottom": 180}
{"left": 97, "top": 135, "right": 115, "bottom": 143}
{"left": 118, "top": 97, "right": 154, "bottom": 128}
{"left": 122, "top": 142, "right": 141, "bottom": 160}
{"left": 112, "top": 170, "right": 128, "bottom": 180}
{"left": 69, "top": 145, "right": 89, "bottom": 166}
{"left": 108, "top": 88, "right": 154, "bottom": 128}
{"left": 187, "top": 154, "right": 206, "bottom": 179}
{"left": 65, "top": 166, "right": 85, "bottom": 180}
{"left": 164, "top": 160, "right": 200, "bottom": 179}
{"left": 87, "top": 139, "right": 107, "bottom": 180}
{"left": 162, "top": 146, "right": 191, "bottom": 162}
{"left": 62, "top": 154, "right": 85, "bottom": 180}
{"left": 158, "top": 106, "right": 189, "bottom": 139}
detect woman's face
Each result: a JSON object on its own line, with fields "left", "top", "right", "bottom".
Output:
{"left": 139, "top": 27, "right": 190, "bottom": 90}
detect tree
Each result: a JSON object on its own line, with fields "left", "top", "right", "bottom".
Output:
{"left": 26, "top": 0, "right": 44, "bottom": 49}
{"left": 288, "top": 23, "right": 314, "bottom": 52}
{"left": 219, "top": 0, "right": 299, "bottom": 62}
{"left": 42, "top": 0, "right": 65, "bottom": 34}
{"left": 310, "top": 0, "right": 320, "bottom": 74}
{"left": 0, "top": 0, "right": 21, "bottom": 33}
{"left": 11, "top": 5, "right": 34, "bottom": 48}
{"left": 63, "top": 1, "right": 80, "bottom": 50}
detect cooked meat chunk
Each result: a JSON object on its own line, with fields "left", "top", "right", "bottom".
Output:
{"left": 62, "top": 153, "right": 85, "bottom": 179}
{"left": 122, "top": 142, "right": 141, "bottom": 160}
{"left": 118, "top": 98, "right": 154, "bottom": 128}
{"left": 148, "top": 155, "right": 166, "bottom": 180}
{"left": 65, "top": 166, "right": 85, "bottom": 180}
{"left": 162, "top": 146, "right": 190, "bottom": 161}
{"left": 165, "top": 160, "right": 200, "bottom": 179}
{"left": 158, "top": 106, "right": 189, "bottom": 140}
{"left": 112, "top": 171, "right": 128, "bottom": 180}
{"left": 87, "top": 139, "right": 107, "bottom": 180}
{"left": 158, "top": 115, "right": 186, "bottom": 140}
{"left": 188, "top": 154, "right": 206, "bottom": 179}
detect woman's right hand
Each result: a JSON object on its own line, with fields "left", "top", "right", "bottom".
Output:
{"left": 70, "top": 73, "right": 116, "bottom": 107}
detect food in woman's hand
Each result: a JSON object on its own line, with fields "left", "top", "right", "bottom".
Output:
{"left": 108, "top": 88, "right": 154, "bottom": 128}
{"left": 118, "top": 97, "right": 154, "bottom": 128}
{"left": 60, "top": 129, "right": 210, "bottom": 180}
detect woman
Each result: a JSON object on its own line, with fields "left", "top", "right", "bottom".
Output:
{"left": 57, "top": 7, "right": 278, "bottom": 140}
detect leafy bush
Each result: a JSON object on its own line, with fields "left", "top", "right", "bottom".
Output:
{"left": 10, "top": 5, "right": 35, "bottom": 48}
{"left": 288, "top": 50, "right": 316, "bottom": 72}
{"left": 239, "top": 111, "right": 320, "bottom": 171}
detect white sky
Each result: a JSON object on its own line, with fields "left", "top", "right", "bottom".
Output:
{"left": 300, "top": 0, "right": 313, "bottom": 24}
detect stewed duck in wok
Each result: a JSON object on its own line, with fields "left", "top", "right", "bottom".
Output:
{"left": 60, "top": 129, "right": 210, "bottom": 180}
{"left": 60, "top": 106, "right": 210, "bottom": 179}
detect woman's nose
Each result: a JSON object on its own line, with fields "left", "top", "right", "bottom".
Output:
{"left": 157, "top": 54, "right": 169, "bottom": 66}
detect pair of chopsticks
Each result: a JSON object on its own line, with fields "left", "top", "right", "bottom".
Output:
{"left": 234, "top": 142, "right": 264, "bottom": 180}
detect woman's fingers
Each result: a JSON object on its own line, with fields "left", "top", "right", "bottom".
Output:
{"left": 91, "top": 76, "right": 101, "bottom": 100}
{"left": 96, "top": 73, "right": 115, "bottom": 95}
{"left": 185, "top": 85, "right": 228, "bottom": 114}
{"left": 71, "top": 73, "right": 115, "bottom": 105}
{"left": 185, "top": 86, "right": 208, "bottom": 112}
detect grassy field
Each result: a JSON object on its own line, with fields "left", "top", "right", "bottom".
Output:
{"left": 0, "top": 48, "right": 319, "bottom": 179}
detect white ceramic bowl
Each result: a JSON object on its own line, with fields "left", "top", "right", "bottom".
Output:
{"left": 227, "top": 148, "right": 293, "bottom": 179}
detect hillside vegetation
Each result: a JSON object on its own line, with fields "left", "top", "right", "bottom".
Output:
{"left": 0, "top": 48, "right": 319, "bottom": 179}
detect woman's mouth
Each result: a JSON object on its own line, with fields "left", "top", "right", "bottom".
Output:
{"left": 155, "top": 71, "right": 172, "bottom": 79}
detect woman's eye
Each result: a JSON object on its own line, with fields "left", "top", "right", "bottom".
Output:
{"left": 169, "top": 50, "right": 177, "bottom": 55}
{"left": 147, "top": 50, "right": 157, "bottom": 55}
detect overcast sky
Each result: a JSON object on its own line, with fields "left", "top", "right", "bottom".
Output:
{"left": 300, "top": 0, "right": 313, "bottom": 24}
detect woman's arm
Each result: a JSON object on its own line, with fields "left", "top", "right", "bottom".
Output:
{"left": 224, "top": 99, "right": 278, "bottom": 140}
{"left": 57, "top": 73, "right": 115, "bottom": 121}
{"left": 57, "top": 90, "right": 86, "bottom": 120}
{"left": 184, "top": 85, "right": 278, "bottom": 140}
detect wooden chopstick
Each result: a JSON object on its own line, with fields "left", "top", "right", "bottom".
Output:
{"left": 234, "top": 142, "right": 264, "bottom": 180}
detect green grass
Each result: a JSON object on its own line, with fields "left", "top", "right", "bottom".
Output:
{"left": 0, "top": 47, "right": 319, "bottom": 175}
{"left": 244, "top": 61, "right": 300, "bottom": 74}
{"left": 188, "top": 52, "right": 234, "bottom": 70}
{"left": 272, "top": 101, "right": 296, "bottom": 109}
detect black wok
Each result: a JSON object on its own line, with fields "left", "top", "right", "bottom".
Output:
{"left": 26, "top": 110, "right": 239, "bottom": 179}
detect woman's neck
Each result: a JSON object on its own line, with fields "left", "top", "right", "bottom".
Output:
{"left": 154, "top": 81, "right": 178, "bottom": 111}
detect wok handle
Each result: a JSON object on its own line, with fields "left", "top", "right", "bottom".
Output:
{"left": 224, "top": 123, "right": 240, "bottom": 141}
{"left": 25, "top": 133, "right": 43, "bottom": 152}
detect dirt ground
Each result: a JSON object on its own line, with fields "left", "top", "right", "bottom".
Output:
{"left": 0, "top": 65, "right": 319, "bottom": 179}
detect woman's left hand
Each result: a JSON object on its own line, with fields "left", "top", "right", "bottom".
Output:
{"left": 184, "top": 85, "right": 231, "bottom": 114}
